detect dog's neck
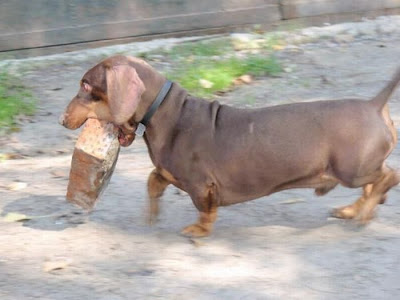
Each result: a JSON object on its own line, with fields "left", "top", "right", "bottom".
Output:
{"left": 125, "top": 60, "right": 192, "bottom": 166}
{"left": 139, "top": 82, "right": 188, "bottom": 166}
{"left": 133, "top": 79, "right": 166, "bottom": 124}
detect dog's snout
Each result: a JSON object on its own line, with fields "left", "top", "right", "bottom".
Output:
{"left": 59, "top": 114, "right": 66, "bottom": 126}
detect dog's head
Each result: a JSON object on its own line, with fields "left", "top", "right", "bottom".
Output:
{"left": 59, "top": 55, "right": 149, "bottom": 146}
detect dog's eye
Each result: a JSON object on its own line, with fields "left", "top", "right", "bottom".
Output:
{"left": 92, "top": 94, "right": 101, "bottom": 102}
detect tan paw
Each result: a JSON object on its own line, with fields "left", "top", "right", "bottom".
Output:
{"left": 354, "top": 208, "right": 375, "bottom": 224}
{"left": 331, "top": 205, "right": 358, "bottom": 219}
{"left": 147, "top": 211, "right": 158, "bottom": 226}
{"left": 181, "top": 224, "right": 211, "bottom": 238}
{"left": 147, "top": 200, "right": 159, "bottom": 225}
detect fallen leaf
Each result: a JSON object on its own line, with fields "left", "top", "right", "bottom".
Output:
{"left": 50, "top": 170, "right": 68, "bottom": 178}
{"left": 272, "top": 44, "right": 284, "bottom": 50}
{"left": 280, "top": 198, "right": 305, "bottom": 205}
{"left": 239, "top": 74, "right": 252, "bottom": 84}
{"left": 233, "top": 75, "right": 253, "bottom": 86}
{"left": 232, "top": 78, "right": 243, "bottom": 86}
{"left": 199, "top": 79, "right": 214, "bottom": 89}
{"left": 6, "top": 182, "right": 28, "bottom": 191}
{"left": 3, "top": 212, "right": 31, "bottom": 222}
{"left": 0, "top": 153, "right": 24, "bottom": 161}
{"left": 43, "top": 259, "right": 72, "bottom": 272}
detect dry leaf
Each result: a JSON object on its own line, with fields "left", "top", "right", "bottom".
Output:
{"left": 7, "top": 182, "right": 28, "bottom": 191}
{"left": 43, "top": 259, "right": 72, "bottom": 272}
{"left": 232, "top": 78, "right": 243, "bottom": 86}
{"left": 3, "top": 213, "right": 31, "bottom": 222}
{"left": 280, "top": 198, "right": 305, "bottom": 205}
{"left": 199, "top": 79, "right": 214, "bottom": 89}
{"left": 272, "top": 44, "right": 284, "bottom": 50}
{"left": 50, "top": 170, "right": 68, "bottom": 178}
{"left": 0, "top": 153, "right": 24, "bottom": 160}
{"left": 233, "top": 75, "right": 253, "bottom": 86}
{"left": 239, "top": 75, "right": 252, "bottom": 84}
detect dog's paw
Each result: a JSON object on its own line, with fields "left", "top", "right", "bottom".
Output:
{"left": 354, "top": 208, "right": 376, "bottom": 224}
{"left": 331, "top": 205, "right": 357, "bottom": 219}
{"left": 146, "top": 213, "right": 158, "bottom": 226}
{"left": 181, "top": 224, "right": 211, "bottom": 238}
{"left": 147, "top": 199, "right": 160, "bottom": 226}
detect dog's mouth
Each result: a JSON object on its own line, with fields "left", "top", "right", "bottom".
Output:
{"left": 117, "top": 125, "right": 135, "bottom": 147}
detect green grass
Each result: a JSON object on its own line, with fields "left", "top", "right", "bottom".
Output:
{"left": 0, "top": 71, "right": 36, "bottom": 132}
{"left": 263, "top": 33, "right": 286, "bottom": 50}
{"left": 166, "top": 38, "right": 233, "bottom": 59}
{"left": 168, "top": 55, "right": 281, "bottom": 97}
{"left": 160, "top": 37, "right": 282, "bottom": 97}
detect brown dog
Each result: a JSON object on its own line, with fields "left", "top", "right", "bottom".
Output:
{"left": 60, "top": 55, "right": 400, "bottom": 237}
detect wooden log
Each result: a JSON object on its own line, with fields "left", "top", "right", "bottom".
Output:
{"left": 66, "top": 119, "right": 120, "bottom": 210}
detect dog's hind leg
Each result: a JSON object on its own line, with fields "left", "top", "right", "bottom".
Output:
{"left": 332, "top": 165, "right": 399, "bottom": 222}
{"left": 147, "top": 169, "right": 170, "bottom": 225}
{"left": 332, "top": 184, "right": 373, "bottom": 219}
{"left": 355, "top": 166, "right": 399, "bottom": 223}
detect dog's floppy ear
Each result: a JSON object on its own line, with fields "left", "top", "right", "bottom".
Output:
{"left": 106, "top": 64, "right": 145, "bottom": 125}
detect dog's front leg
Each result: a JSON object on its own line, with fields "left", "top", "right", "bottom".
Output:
{"left": 181, "top": 209, "right": 218, "bottom": 238}
{"left": 147, "top": 169, "right": 170, "bottom": 225}
{"left": 181, "top": 186, "right": 218, "bottom": 238}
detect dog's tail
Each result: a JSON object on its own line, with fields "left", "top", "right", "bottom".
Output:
{"left": 371, "top": 67, "right": 400, "bottom": 111}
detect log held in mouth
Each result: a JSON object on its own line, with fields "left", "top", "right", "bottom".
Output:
{"left": 66, "top": 119, "right": 120, "bottom": 210}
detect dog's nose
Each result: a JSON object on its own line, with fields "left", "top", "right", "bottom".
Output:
{"left": 59, "top": 114, "right": 66, "bottom": 126}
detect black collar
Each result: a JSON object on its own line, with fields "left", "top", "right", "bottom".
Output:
{"left": 135, "top": 80, "right": 172, "bottom": 136}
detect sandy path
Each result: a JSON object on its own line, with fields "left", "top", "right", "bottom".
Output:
{"left": 1, "top": 23, "right": 400, "bottom": 300}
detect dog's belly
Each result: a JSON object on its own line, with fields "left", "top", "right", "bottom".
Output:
{"left": 216, "top": 170, "right": 335, "bottom": 206}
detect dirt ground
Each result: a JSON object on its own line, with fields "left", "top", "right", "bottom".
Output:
{"left": 1, "top": 22, "right": 400, "bottom": 300}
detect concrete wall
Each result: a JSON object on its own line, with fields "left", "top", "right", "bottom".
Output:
{"left": 280, "top": 0, "right": 400, "bottom": 19}
{"left": 1, "top": 0, "right": 399, "bottom": 53}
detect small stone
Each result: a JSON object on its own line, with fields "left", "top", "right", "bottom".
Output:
{"left": 249, "top": 49, "right": 260, "bottom": 54}
{"left": 376, "top": 18, "right": 398, "bottom": 35}
{"left": 357, "top": 22, "right": 376, "bottom": 37}
{"left": 230, "top": 33, "right": 262, "bottom": 50}
{"left": 334, "top": 34, "right": 354, "bottom": 43}
{"left": 287, "top": 35, "right": 311, "bottom": 45}
{"left": 283, "top": 67, "right": 293, "bottom": 73}
{"left": 319, "top": 24, "right": 346, "bottom": 37}
{"left": 300, "top": 27, "right": 325, "bottom": 40}
{"left": 283, "top": 45, "right": 301, "bottom": 53}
